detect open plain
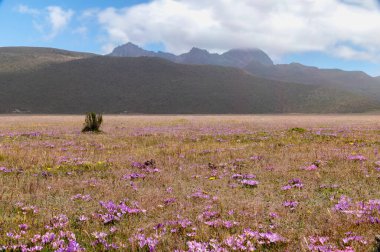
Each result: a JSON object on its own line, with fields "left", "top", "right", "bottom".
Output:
{"left": 0, "top": 115, "right": 380, "bottom": 251}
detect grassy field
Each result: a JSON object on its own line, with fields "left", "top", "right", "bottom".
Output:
{"left": 0, "top": 115, "right": 380, "bottom": 251}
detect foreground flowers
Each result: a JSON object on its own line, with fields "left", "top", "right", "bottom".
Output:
{"left": 3, "top": 214, "right": 84, "bottom": 252}
{"left": 182, "top": 229, "right": 286, "bottom": 251}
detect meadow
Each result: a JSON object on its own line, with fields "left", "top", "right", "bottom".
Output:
{"left": 0, "top": 115, "right": 380, "bottom": 251}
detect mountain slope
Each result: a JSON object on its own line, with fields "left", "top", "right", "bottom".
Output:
{"left": 244, "top": 62, "right": 380, "bottom": 99}
{"left": 0, "top": 56, "right": 377, "bottom": 114}
{"left": 109, "top": 43, "right": 380, "bottom": 99}
{"left": 0, "top": 47, "right": 95, "bottom": 74}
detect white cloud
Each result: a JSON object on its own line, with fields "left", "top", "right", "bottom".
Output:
{"left": 45, "top": 6, "right": 74, "bottom": 39}
{"left": 334, "top": 45, "right": 373, "bottom": 61}
{"left": 17, "top": 4, "right": 40, "bottom": 16}
{"left": 17, "top": 4, "right": 74, "bottom": 40}
{"left": 73, "top": 26, "right": 88, "bottom": 37}
{"left": 95, "top": 0, "right": 380, "bottom": 62}
{"left": 80, "top": 8, "right": 100, "bottom": 20}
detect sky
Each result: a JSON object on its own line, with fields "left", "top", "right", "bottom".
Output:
{"left": 1, "top": 0, "right": 380, "bottom": 76}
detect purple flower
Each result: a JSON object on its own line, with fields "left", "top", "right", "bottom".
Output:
{"left": 0, "top": 166, "right": 12, "bottom": 173}
{"left": 19, "top": 224, "right": 29, "bottom": 231}
{"left": 250, "top": 155, "right": 263, "bottom": 161}
{"left": 190, "top": 190, "right": 210, "bottom": 199}
{"left": 232, "top": 174, "right": 243, "bottom": 179}
{"left": 232, "top": 174, "right": 256, "bottom": 180}
{"left": 303, "top": 164, "right": 318, "bottom": 171}
{"left": 98, "top": 200, "right": 145, "bottom": 224}
{"left": 163, "top": 198, "right": 176, "bottom": 205}
{"left": 281, "top": 185, "right": 292, "bottom": 191}
{"left": 204, "top": 219, "right": 239, "bottom": 229}
{"left": 198, "top": 210, "right": 219, "bottom": 221}
{"left": 92, "top": 232, "right": 107, "bottom": 239}
{"left": 123, "top": 173, "right": 146, "bottom": 180}
{"left": 342, "top": 234, "right": 367, "bottom": 245}
{"left": 334, "top": 196, "right": 352, "bottom": 211}
{"left": 131, "top": 233, "right": 158, "bottom": 251}
{"left": 71, "top": 194, "right": 92, "bottom": 201}
{"left": 41, "top": 232, "right": 56, "bottom": 244}
{"left": 282, "top": 178, "right": 303, "bottom": 190}
{"left": 348, "top": 155, "right": 366, "bottom": 161}
{"left": 78, "top": 215, "right": 88, "bottom": 222}
{"left": 283, "top": 201, "right": 299, "bottom": 209}
{"left": 241, "top": 179, "right": 259, "bottom": 187}
{"left": 131, "top": 161, "right": 144, "bottom": 168}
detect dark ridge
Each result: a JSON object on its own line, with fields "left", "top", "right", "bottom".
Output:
{"left": 0, "top": 56, "right": 377, "bottom": 114}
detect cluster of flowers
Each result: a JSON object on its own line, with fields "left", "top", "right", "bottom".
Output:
{"left": 1, "top": 131, "right": 43, "bottom": 138}
{"left": 129, "top": 233, "right": 159, "bottom": 251}
{"left": 375, "top": 161, "right": 380, "bottom": 173}
{"left": 178, "top": 229, "right": 286, "bottom": 251}
{"left": 204, "top": 219, "right": 239, "bottom": 229}
{"left": 302, "top": 161, "right": 323, "bottom": 171}
{"left": 197, "top": 207, "right": 239, "bottom": 229}
{"left": 347, "top": 155, "right": 367, "bottom": 161}
{"left": 189, "top": 190, "right": 211, "bottom": 200}
{"left": 130, "top": 159, "right": 161, "bottom": 173}
{"left": 319, "top": 184, "right": 340, "bottom": 190}
{"left": 57, "top": 156, "right": 88, "bottom": 165}
{"left": 249, "top": 155, "right": 264, "bottom": 161}
{"left": 283, "top": 201, "right": 299, "bottom": 210}
{"left": 3, "top": 215, "right": 84, "bottom": 251}
{"left": 15, "top": 202, "right": 39, "bottom": 215}
{"left": 307, "top": 234, "right": 366, "bottom": 252}
{"left": 165, "top": 217, "right": 194, "bottom": 234}
{"left": 232, "top": 174, "right": 259, "bottom": 188}
{"left": 334, "top": 196, "right": 380, "bottom": 224}
{"left": 282, "top": 178, "right": 304, "bottom": 191}
{"left": 97, "top": 200, "right": 146, "bottom": 224}
{"left": 71, "top": 194, "right": 92, "bottom": 202}
{"left": 123, "top": 173, "right": 146, "bottom": 180}
{"left": 92, "top": 230, "right": 119, "bottom": 250}
{"left": 149, "top": 216, "right": 197, "bottom": 239}
{"left": 0, "top": 166, "right": 15, "bottom": 173}
{"left": 315, "top": 131, "right": 338, "bottom": 137}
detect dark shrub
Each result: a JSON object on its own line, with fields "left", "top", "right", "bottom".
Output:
{"left": 82, "top": 112, "right": 103, "bottom": 132}
{"left": 289, "top": 127, "right": 307, "bottom": 133}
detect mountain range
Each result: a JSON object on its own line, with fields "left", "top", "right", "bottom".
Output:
{"left": 110, "top": 43, "right": 380, "bottom": 100}
{"left": 0, "top": 44, "right": 379, "bottom": 114}
{"left": 109, "top": 42, "right": 274, "bottom": 68}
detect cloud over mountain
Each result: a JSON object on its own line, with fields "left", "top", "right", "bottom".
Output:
{"left": 96, "top": 0, "right": 380, "bottom": 62}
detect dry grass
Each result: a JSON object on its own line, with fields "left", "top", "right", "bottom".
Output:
{"left": 0, "top": 115, "right": 380, "bottom": 251}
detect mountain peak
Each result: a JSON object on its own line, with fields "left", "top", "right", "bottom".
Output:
{"left": 109, "top": 42, "right": 155, "bottom": 57}
{"left": 222, "top": 48, "right": 273, "bottom": 67}
{"left": 189, "top": 47, "right": 210, "bottom": 54}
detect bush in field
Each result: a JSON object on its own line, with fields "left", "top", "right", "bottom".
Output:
{"left": 82, "top": 112, "right": 103, "bottom": 132}
{"left": 289, "top": 127, "right": 307, "bottom": 133}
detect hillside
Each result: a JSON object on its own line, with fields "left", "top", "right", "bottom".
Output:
{"left": 0, "top": 56, "right": 377, "bottom": 114}
{"left": 244, "top": 62, "right": 380, "bottom": 99}
{"left": 0, "top": 47, "right": 94, "bottom": 74}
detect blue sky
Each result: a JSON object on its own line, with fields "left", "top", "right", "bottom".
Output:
{"left": 0, "top": 0, "right": 149, "bottom": 53}
{"left": 1, "top": 0, "right": 380, "bottom": 76}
